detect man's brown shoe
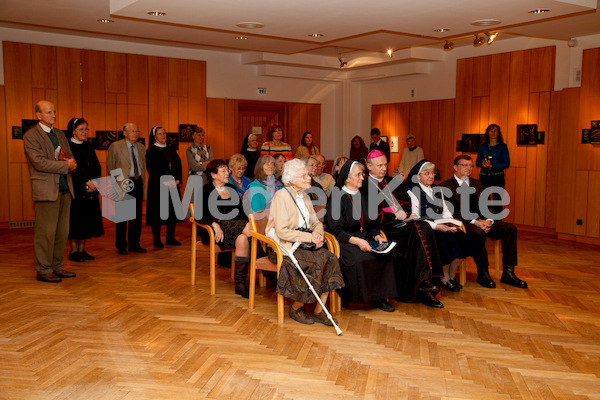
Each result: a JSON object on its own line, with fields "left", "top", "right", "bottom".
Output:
{"left": 37, "top": 272, "right": 61, "bottom": 283}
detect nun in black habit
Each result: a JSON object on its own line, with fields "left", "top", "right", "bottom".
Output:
{"left": 326, "top": 160, "right": 397, "bottom": 312}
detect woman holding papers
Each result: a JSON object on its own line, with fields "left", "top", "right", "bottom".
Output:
{"left": 326, "top": 161, "right": 397, "bottom": 312}
{"left": 406, "top": 160, "right": 469, "bottom": 292}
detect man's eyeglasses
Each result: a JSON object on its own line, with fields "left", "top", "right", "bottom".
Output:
{"left": 458, "top": 163, "right": 474, "bottom": 168}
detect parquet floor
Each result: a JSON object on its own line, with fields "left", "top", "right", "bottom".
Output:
{"left": 1, "top": 222, "right": 599, "bottom": 400}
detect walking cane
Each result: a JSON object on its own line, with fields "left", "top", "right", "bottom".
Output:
{"left": 267, "top": 230, "right": 342, "bottom": 335}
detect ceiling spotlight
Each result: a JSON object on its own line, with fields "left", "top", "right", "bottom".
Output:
{"left": 529, "top": 8, "right": 550, "bottom": 14}
{"left": 338, "top": 57, "right": 347, "bottom": 69}
{"left": 472, "top": 19, "right": 501, "bottom": 26}
{"left": 434, "top": 28, "right": 450, "bottom": 33}
{"left": 236, "top": 22, "right": 264, "bottom": 29}
{"left": 387, "top": 49, "right": 393, "bottom": 58}
{"left": 97, "top": 18, "right": 113, "bottom": 24}
{"left": 485, "top": 32, "right": 498, "bottom": 45}
{"left": 147, "top": 11, "right": 166, "bottom": 16}
{"left": 568, "top": 38, "right": 578, "bottom": 47}
{"left": 473, "top": 34, "right": 485, "bottom": 47}
{"left": 443, "top": 40, "right": 455, "bottom": 51}
{"left": 309, "top": 33, "right": 324, "bottom": 37}
{"left": 235, "top": 36, "right": 248, "bottom": 40}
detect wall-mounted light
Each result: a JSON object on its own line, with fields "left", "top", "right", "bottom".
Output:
{"left": 473, "top": 34, "right": 485, "bottom": 47}
{"left": 485, "top": 32, "right": 498, "bottom": 45}
{"left": 568, "top": 38, "right": 578, "bottom": 47}
{"left": 443, "top": 40, "right": 454, "bottom": 51}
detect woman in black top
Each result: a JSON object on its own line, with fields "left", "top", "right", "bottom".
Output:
{"left": 66, "top": 118, "right": 104, "bottom": 262}
{"left": 199, "top": 159, "right": 251, "bottom": 298}
{"left": 240, "top": 133, "right": 260, "bottom": 179}
{"left": 146, "top": 126, "right": 183, "bottom": 248}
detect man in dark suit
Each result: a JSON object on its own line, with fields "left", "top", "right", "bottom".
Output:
{"left": 369, "top": 128, "right": 390, "bottom": 163}
{"left": 440, "top": 155, "right": 527, "bottom": 288}
{"left": 23, "top": 100, "right": 78, "bottom": 282}
{"left": 106, "top": 122, "right": 146, "bottom": 255}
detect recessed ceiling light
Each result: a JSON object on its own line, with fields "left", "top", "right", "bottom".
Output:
{"left": 472, "top": 19, "right": 501, "bottom": 26}
{"left": 529, "top": 8, "right": 550, "bottom": 14}
{"left": 236, "top": 22, "right": 264, "bottom": 29}
{"left": 147, "top": 11, "right": 166, "bottom": 16}
{"left": 309, "top": 33, "right": 324, "bottom": 37}
{"left": 236, "top": 36, "right": 248, "bottom": 40}
{"left": 433, "top": 28, "right": 450, "bottom": 33}
{"left": 97, "top": 19, "right": 113, "bottom": 24}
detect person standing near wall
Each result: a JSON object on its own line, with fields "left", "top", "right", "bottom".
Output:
{"left": 23, "top": 100, "right": 77, "bottom": 282}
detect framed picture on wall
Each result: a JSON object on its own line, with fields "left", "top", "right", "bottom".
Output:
{"left": 12, "top": 126, "right": 22, "bottom": 139}
{"left": 516, "top": 124, "right": 537, "bottom": 145}
{"left": 380, "top": 135, "right": 388, "bottom": 142}
{"left": 591, "top": 120, "right": 600, "bottom": 144}
{"left": 167, "top": 132, "right": 179, "bottom": 150}
{"left": 458, "top": 134, "right": 483, "bottom": 152}
{"left": 179, "top": 124, "right": 197, "bottom": 142}
{"left": 94, "top": 130, "right": 121, "bottom": 150}
{"left": 21, "top": 119, "right": 38, "bottom": 136}
{"left": 390, "top": 136, "right": 399, "bottom": 153}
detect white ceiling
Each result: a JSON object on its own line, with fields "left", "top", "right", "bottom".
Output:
{"left": 1, "top": 0, "right": 599, "bottom": 69}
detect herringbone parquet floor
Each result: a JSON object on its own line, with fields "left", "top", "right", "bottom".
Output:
{"left": 1, "top": 222, "right": 599, "bottom": 399}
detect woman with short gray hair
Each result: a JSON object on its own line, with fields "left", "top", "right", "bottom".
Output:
{"left": 265, "top": 159, "right": 344, "bottom": 325}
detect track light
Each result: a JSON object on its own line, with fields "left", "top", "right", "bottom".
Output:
{"left": 485, "top": 32, "right": 498, "bottom": 45}
{"left": 338, "top": 57, "right": 347, "bottom": 69}
{"left": 443, "top": 40, "right": 455, "bottom": 51}
{"left": 473, "top": 34, "right": 485, "bottom": 47}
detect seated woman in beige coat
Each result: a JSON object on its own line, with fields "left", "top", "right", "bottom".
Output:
{"left": 265, "top": 159, "right": 344, "bottom": 325}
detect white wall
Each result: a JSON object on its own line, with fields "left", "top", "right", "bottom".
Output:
{"left": 2, "top": 27, "right": 600, "bottom": 160}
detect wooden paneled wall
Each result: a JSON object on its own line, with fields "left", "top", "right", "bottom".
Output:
{"left": 372, "top": 46, "right": 600, "bottom": 240}
{"left": 207, "top": 99, "right": 321, "bottom": 160}
{"left": 2, "top": 41, "right": 207, "bottom": 224}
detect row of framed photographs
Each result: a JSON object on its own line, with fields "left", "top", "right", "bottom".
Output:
{"left": 12, "top": 120, "right": 199, "bottom": 151}
{"left": 456, "top": 124, "right": 546, "bottom": 152}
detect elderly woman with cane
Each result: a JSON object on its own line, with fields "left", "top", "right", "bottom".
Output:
{"left": 265, "top": 159, "right": 344, "bottom": 326}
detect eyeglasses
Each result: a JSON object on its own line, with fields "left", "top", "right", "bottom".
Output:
{"left": 458, "top": 163, "right": 474, "bottom": 168}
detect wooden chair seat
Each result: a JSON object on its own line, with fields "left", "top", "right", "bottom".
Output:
{"left": 189, "top": 203, "right": 235, "bottom": 294}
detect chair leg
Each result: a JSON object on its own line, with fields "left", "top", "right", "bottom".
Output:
{"left": 277, "top": 293, "right": 284, "bottom": 323}
{"left": 230, "top": 251, "right": 235, "bottom": 280}
{"left": 209, "top": 241, "right": 216, "bottom": 295}
{"left": 330, "top": 291, "right": 341, "bottom": 313}
{"left": 459, "top": 260, "right": 467, "bottom": 286}
{"left": 249, "top": 238, "right": 257, "bottom": 309}
{"left": 191, "top": 225, "right": 197, "bottom": 285}
{"left": 494, "top": 240, "right": 501, "bottom": 280}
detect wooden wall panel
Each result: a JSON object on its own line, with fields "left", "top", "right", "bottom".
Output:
{"left": 81, "top": 50, "right": 105, "bottom": 103}
{"left": 555, "top": 88, "right": 581, "bottom": 234}
{"left": 438, "top": 99, "right": 455, "bottom": 181}
{"left": 507, "top": 50, "right": 530, "bottom": 168}
{"left": 148, "top": 56, "right": 169, "bottom": 130}
{"left": 0, "top": 86, "right": 9, "bottom": 223}
{"left": 223, "top": 100, "right": 237, "bottom": 158}
{"left": 545, "top": 91, "right": 560, "bottom": 229}
{"left": 188, "top": 60, "right": 207, "bottom": 129}
{"left": 530, "top": 46, "right": 555, "bottom": 93}
{"left": 578, "top": 48, "right": 600, "bottom": 172}
{"left": 4, "top": 42, "right": 33, "bottom": 165}
{"left": 534, "top": 92, "right": 550, "bottom": 227}
{"left": 21, "top": 164, "right": 34, "bottom": 221}
{"left": 105, "top": 52, "right": 126, "bottom": 94}
{"left": 127, "top": 105, "right": 148, "bottom": 138}
{"left": 454, "top": 58, "right": 473, "bottom": 137}
{"left": 489, "top": 53, "right": 510, "bottom": 137}
{"left": 82, "top": 102, "right": 106, "bottom": 133}
{"left": 127, "top": 54, "right": 148, "bottom": 105}
{"left": 8, "top": 164, "right": 23, "bottom": 222}
{"left": 168, "top": 59, "right": 188, "bottom": 97}
{"left": 587, "top": 171, "right": 600, "bottom": 238}
{"left": 207, "top": 98, "right": 226, "bottom": 159}
{"left": 472, "top": 55, "right": 491, "bottom": 97}
{"left": 573, "top": 171, "right": 589, "bottom": 237}
{"left": 56, "top": 47, "right": 82, "bottom": 128}
{"left": 31, "top": 45, "right": 57, "bottom": 90}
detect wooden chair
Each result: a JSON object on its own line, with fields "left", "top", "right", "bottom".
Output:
{"left": 189, "top": 203, "right": 235, "bottom": 293}
{"left": 248, "top": 209, "right": 339, "bottom": 322}
{"left": 248, "top": 209, "right": 285, "bottom": 322}
{"left": 458, "top": 225, "right": 500, "bottom": 286}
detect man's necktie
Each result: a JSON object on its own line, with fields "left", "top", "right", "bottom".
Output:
{"left": 131, "top": 144, "right": 140, "bottom": 180}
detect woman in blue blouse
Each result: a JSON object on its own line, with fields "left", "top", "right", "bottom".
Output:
{"left": 244, "top": 155, "right": 283, "bottom": 214}
{"left": 476, "top": 124, "right": 509, "bottom": 216}
{"left": 476, "top": 124, "right": 509, "bottom": 190}
{"left": 228, "top": 154, "right": 252, "bottom": 200}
